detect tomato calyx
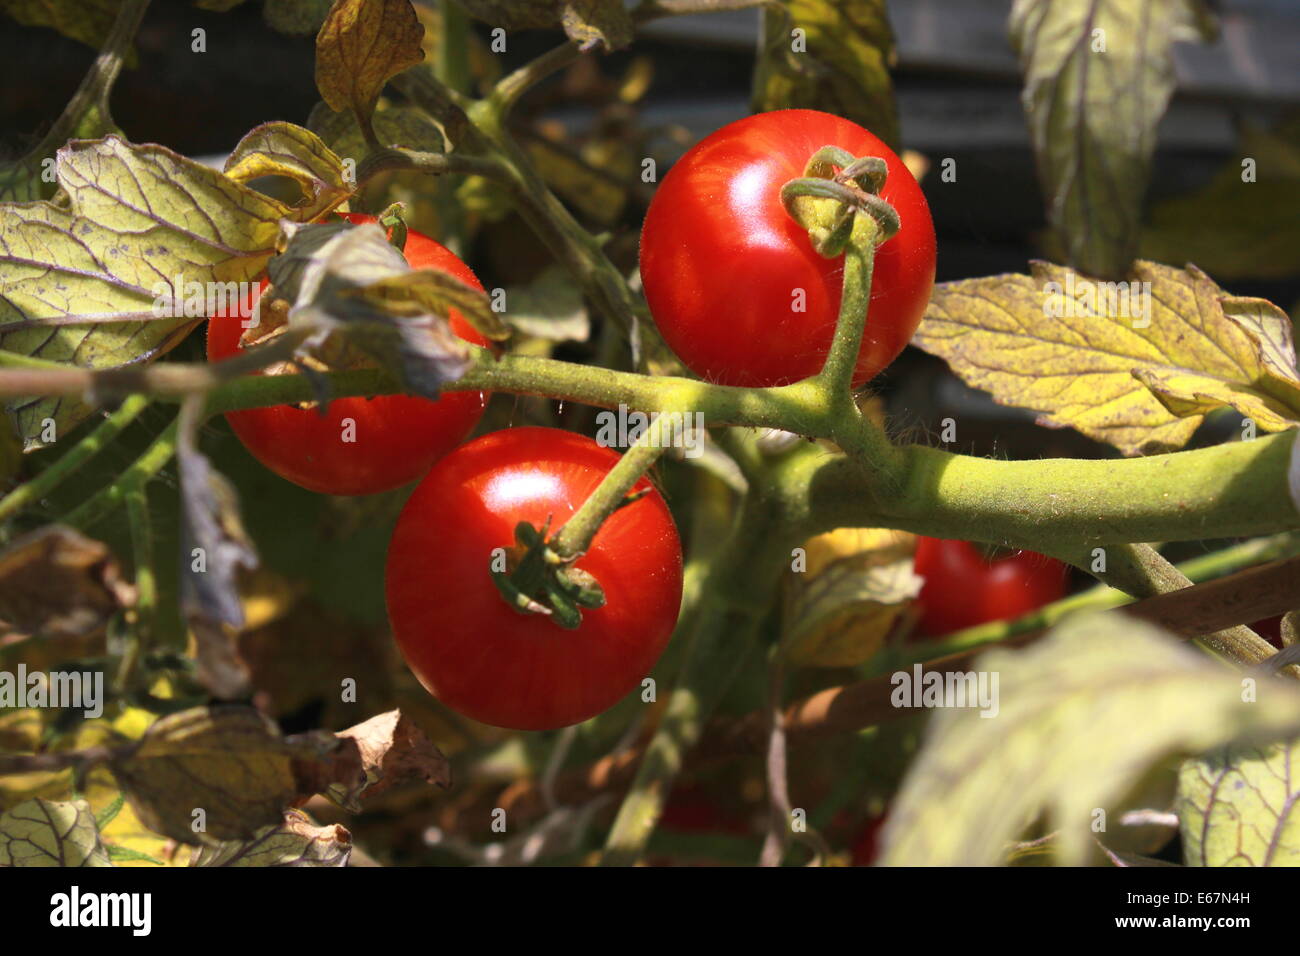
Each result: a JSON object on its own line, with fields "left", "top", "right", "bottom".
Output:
{"left": 780, "top": 145, "right": 901, "bottom": 258}
{"left": 490, "top": 516, "right": 607, "bottom": 630}
{"left": 371, "top": 202, "right": 410, "bottom": 254}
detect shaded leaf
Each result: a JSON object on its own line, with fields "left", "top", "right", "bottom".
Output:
{"left": 263, "top": 0, "right": 334, "bottom": 34}
{"left": 1009, "top": 0, "right": 1215, "bottom": 278}
{"left": 0, "top": 0, "right": 130, "bottom": 58}
{"left": 1178, "top": 738, "right": 1300, "bottom": 866}
{"left": 500, "top": 265, "right": 589, "bottom": 342}
{"left": 108, "top": 706, "right": 345, "bottom": 846}
{"left": 316, "top": 0, "right": 426, "bottom": 130}
{"left": 753, "top": 0, "right": 899, "bottom": 150}
{"left": 0, "top": 797, "right": 110, "bottom": 866}
{"left": 189, "top": 809, "right": 352, "bottom": 866}
{"left": 456, "top": 0, "right": 632, "bottom": 51}
{"left": 879, "top": 612, "right": 1300, "bottom": 866}
{"left": 307, "top": 101, "right": 446, "bottom": 166}
{"left": 912, "top": 260, "right": 1300, "bottom": 455}
{"left": 784, "top": 528, "right": 920, "bottom": 667}
{"left": 1141, "top": 121, "right": 1300, "bottom": 280}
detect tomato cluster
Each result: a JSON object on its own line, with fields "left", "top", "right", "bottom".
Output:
{"left": 208, "top": 110, "right": 937, "bottom": 731}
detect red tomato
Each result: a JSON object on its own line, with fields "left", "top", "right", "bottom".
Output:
{"left": 639, "top": 109, "right": 935, "bottom": 388}
{"left": 385, "top": 427, "right": 683, "bottom": 730}
{"left": 206, "top": 212, "right": 488, "bottom": 495}
{"left": 912, "top": 537, "right": 1068, "bottom": 638}
{"left": 851, "top": 811, "right": 888, "bottom": 866}
{"left": 1252, "top": 616, "right": 1284, "bottom": 649}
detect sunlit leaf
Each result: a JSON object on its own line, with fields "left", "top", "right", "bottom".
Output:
{"left": 0, "top": 797, "right": 110, "bottom": 866}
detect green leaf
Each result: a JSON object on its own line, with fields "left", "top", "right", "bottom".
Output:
{"left": 879, "top": 612, "right": 1300, "bottom": 866}
{"left": 307, "top": 101, "right": 447, "bottom": 165}
{"left": 0, "top": 0, "right": 131, "bottom": 58}
{"left": 0, "top": 135, "right": 331, "bottom": 448}
{"left": 911, "top": 260, "right": 1300, "bottom": 455}
{"left": 1178, "top": 739, "right": 1300, "bottom": 866}
{"left": 501, "top": 265, "right": 590, "bottom": 342}
{"left": 1009, "top": 0, "right": 1216, "bottom": 279}
{"left": 752, "top": 0, "right": 899, "bottom": 150}
{"left": 189, "top": 809, "right": 352, "bottom": 866}
{"left": 0, "top": 797, "right": 111, "bottom": 866}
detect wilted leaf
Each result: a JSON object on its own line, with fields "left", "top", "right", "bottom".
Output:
{"left": 1009, "top": 0, "right": 1215, "bottom": 279}
{"left": 189, "top": 809, "right": 352, "bottom": 866}
{"left": 785, "top": 528, "right": 919, "bottom": 667}
{"left": 0, "top": 136, "right": 328, "bottom": 447}
{"left": 501, "top": 265, "right": 589, "bottom": 342}
{"left": 327, "top": 709, "right": 451, "bottom": 811}
{"left": 912, "top": 260, "right": 1300, "bottom": 455}
{"left": 0, "top": 797, "right": 110, "bottom": 866}
{"left": 222, "top": 122, "right": 352, "bottom": 222}
{"left": 108, "top": 706, "right": 348, "bottom": 846}
{"left": 0, "top": 526, "right": 133, "bottom": 654}
{"left": 316, "top": 0, "right": 426, "bottom": 132}
{"left": 456, "top": 0, "right": 632, "bottom": 51}
{"left": 879, "top": 613, "right": 1300, "bottom": 866}
{"left": 1178, "top": 738, "right": 1300, "bottom": 866}
{"left": 753, "top": 0, "right": 899, "bottom": 150}
{"left": 267, "top": 219, "right": 497, "bottom": 396}
{"left": 178, "top": 418, "right": 256, "bottom": 700}
{"left": 1141, "top": 121, "right": 1300, "bottom": 280}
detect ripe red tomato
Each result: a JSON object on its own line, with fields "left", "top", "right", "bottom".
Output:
{"left": 385, "top": 427, "right": 683, "bottom": 730}
{"left": 206, "top": 212, "right": 488, "bottom": 495}
{"left": 639, "top": 109, "right": 935, "bottom": 388}
{"left": 911, "top": 537, "right": 1068, "bottom": 638}
{"left": 851, "top": 811, "right": 888, "bottom": 866}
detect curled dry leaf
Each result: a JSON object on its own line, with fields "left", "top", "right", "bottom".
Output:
{"left": 189, "top": 809, "right": 352, "bottom": 867}
{"left": 328, "top": 709, "right": 451, "bottom": 812}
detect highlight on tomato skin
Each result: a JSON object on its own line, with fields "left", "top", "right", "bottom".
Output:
{"left": 385, "top": 426, "right": 684, "bottom": 732}
{"left": 639, "top": 108, "right": 936, "bottom": 389}
{"left": 204, "top": 212, "right": 490, "bottom": 497}
{"left": 910, "top": 537, "right": 1069, "bottom": 638}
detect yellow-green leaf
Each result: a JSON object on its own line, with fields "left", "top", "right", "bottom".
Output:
{"left": 1177, "top": 739, "right": 1300, "bottom": 866}
{"left": 879, "top": 612, "right": 1300, "bottom": 866}
{"left": 784, "top": 528, "right": 919, "bottom": 668}
{"left": 752, "top": 0, "right": 899, "bottom": 150}
{"left": 307, "top": 100, "right": 446, "bottom": 165}
{"left": 221, "top": 122, "right": 352, "bottom": 222}
{"left": 0, "top": 797, "right": 110, "bottom": 866}
{"left": 0, "top": 135, "right": 322, "bottom": 447}
{"left": 1009, "top": 0, "right": 1215, "bottom": 278}
{"left": 316, "top": 0, "right": 426, "bottom": 128}
{"left": 500, "top": 265, "right": 589, "bottom": 342}
{"left": 912, "top": 260, "right": 1300, "bottom": 455}
{"left": 189, "top": 809, "right": 352, "bottom": 866}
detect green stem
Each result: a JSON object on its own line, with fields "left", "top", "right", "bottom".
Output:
{"left": 0, "top": 395, "right": 149, "bottom": 525}
{"left": 63, "top": 418, "right": 178, "bottom": 530}
{"left": 488, "top": 41, "right": 582, "bottom": 117}
{"left": 551, "top": 415, "right": 671, "bottom": 557}
{"left": 812, "top": 214, "right": 879, "bottom": 398}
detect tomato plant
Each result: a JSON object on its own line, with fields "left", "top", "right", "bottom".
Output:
{"left": 385, "top": 427, "right": 683, "bottom": 731}
{"left": 639, "top": 109, "right": 935, "bottom": 388}
{"left": 205, "top": 212, "right": 489, "bottom": 495}
{"left": 911, "top": 537, "right": 1069, "bottom": 638}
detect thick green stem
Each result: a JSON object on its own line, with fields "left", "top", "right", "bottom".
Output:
{"left": 812, "top": 213, "right": 879, "bottom": 398}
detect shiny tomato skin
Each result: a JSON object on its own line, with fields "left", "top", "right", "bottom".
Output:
{"left": 912, "top": 537, "right": 1068, "bottom": 638}
{"left": 205, "top": 213, "right": 488, "bottom": 495}
{"left": 385, "top": 427, "right": 684, "bottom": 731}
{"left": 639, "top": 109, "right": 935, "bottom": 388}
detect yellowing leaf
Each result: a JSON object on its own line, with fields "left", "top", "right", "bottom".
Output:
{"left": 1010, "top": 0, "right": 1215, "bottom": 278}
{"left": 785, "top": 528, "right": 919, "bottom": 668}
{"left": 316, "top": 0, "right": 426, "bottom": 125}
{"left": 221, "top": 122, "right": 352, "bottom": 222}
{"left": 753, "top": 0, "right": 899, "bottom": 150}
{"left": 1178, "top": 739, "right": 1300, "bottom": 866}
{"left": 189, "top": 809, "right": 351, "bottom": 867}
{"left": 0, "top": 135, "right": 334, "bottom": 447}
{"left": 912, "top": 260, "right": 1300, "bottom": 455}
{"left": 0, "top": 797, "right": 110, "bottom": 866}
{"left": 879, "top": 613, "right": 1300, "bottom": 866}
